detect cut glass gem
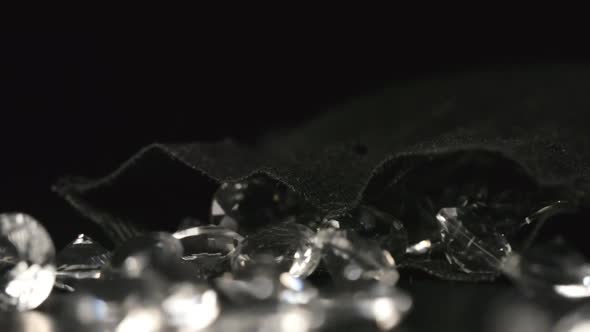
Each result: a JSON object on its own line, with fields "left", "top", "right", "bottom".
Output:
{"left": 211, "top": 176, "right": 304, "bottom": 234}
{"left": 172, "top": 226, "right": 243, "bottom": 279}
{"left": 231, "top": 222, "right": 320, "bottom": 278}
{"left": 0, "top": 213, "right": 56, "bottom": 311}
{"left": 436, "top": 206, "right": 512, "bottom": 273}
{"left": 55, "top": 234, "right": 110, "bottom": 291}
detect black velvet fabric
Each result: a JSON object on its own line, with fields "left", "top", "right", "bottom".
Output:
{"left": 55, "top": 64, "right": 590, "bottom": 282}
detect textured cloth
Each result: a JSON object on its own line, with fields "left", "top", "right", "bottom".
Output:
{"left": 55, "top": 64, "right": 590, "bottom": 281}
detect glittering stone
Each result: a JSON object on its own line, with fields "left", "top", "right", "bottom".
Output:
{"left": 54, "top": 234, "right": 110, "bottom": 291}
{"left": 173, "top": 226, "right": 243, "bottom": 279}
{"left": 502, "top": 237, "right": 590, "bottom": 300}
{"left": 323, "top": 205, "right": 408, "bottom": 260}
{"left": 436, "top": 205, "right": 512, "bottom": 273}
{"left": 0, "top": 213, "right": 56, "bottom": 311}
{"left": 231, "top": 222, "right": 320, "bottom": 278}
{"left": 162, "top": 283, "right": 220, "bottom": 330}
{"left": 314, "top": 228, "right": 398, "bottom": 287}
{"left": 211, "top": 176, "right": 304, "bottom": 234}
{"left": 216, "top": 257, "right": 318, "bottom": 305}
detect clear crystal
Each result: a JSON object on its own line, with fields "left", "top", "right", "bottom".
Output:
{"left": 216, "top": 259, "right": 318, "bottom": 306}
{"left": 0, "top": 213, "right": 56, "bottom": 311}
{"left": 321, "top": 284, "right": 412, "bottom": 331}
{"left": 502, "top": 238, "right": 590, "bottom": 300}
{"left": 55, "top": 234, "right": 110, "bottom": 291}
{"left": 314, "top": 228, "right": 399, "bottom": 287}
{"left": 231, "top": 222, "right": 320, "bottom": 278}
{"left": 109, "top": 232, "right": 183, "bottom": 270}
{"left": 324, "top": 205, "right": 409, "bottom": 260}
{"left": 162, "top": 283, "right": 220, "bottom": 330}
{"left": 211, "top": 176, "right": 303, "bottom": 234}
{"left": 436, "top": 205, "right": 512, "bottom": 273}
{"left": 173, "top": 226, "right": 243, "bottom": 279}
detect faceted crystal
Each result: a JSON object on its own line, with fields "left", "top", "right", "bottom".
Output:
{"left": 435, "top": 205, "right": 512, "bottom": 273}
{"left": 55, "top": 234, "right": 110, "bottom": 291}
{"left": 231, "top": 222, "right": 320, "bottom": 278}
{"left": 211, "top": 176, "right": 303, "bottom": 234}
{"left": 0, "top": 213, "right": 56, "bottom": 311}
{"left": 324, "top": 205, "right": 409, "bottom": 260}
{"left": 216, "top": 257, "right": 318, "bottom": 305}
{"left": 314, "top": 228, "right": 399, "bottom": 287}
{"left": 172, "top": 226, "right": 243, "bottom": 279}
{"left": 162, "top": 283, "right": 220, "bottom": 330}
{"left": 502, "top": 237, "right": 590, "bottom": 300}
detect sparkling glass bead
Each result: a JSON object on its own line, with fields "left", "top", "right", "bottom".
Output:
{"left": 55, "top": 234, "right": 110, "bottom": 291}
{"left": 173, "top": 226, "right": 243, "bottom": 279}
{"left": 0, "top": 213, "right": 56, "bottom": 311}
{"left": 162, "top": 283, "right": 220, "bottom": 330}
{"left": 314, "top": 228, "right": 398, "bottom": 287}
{"left": 323, "top": 205, "right": 408, "bottom": 260}
{"left": 231, "top": 222, "right": 320, "bottom": 278}
{"left": 435, "top": 205, "right": 512, "bottom": 273}
{"left": 216, "top": 257, "right": 318, "bottom": 305}
{"left": 502, "top": 237, "right": 590, "bottom": 300}
{"left": 211, "top": 176, "right": 303, "bottom": 234}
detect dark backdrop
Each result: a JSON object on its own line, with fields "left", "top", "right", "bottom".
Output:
{"left": 0, "top": 30, "right": 583, "bottom": 248}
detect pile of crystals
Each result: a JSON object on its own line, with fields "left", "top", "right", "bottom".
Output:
{"left": 2, "top": 175, "right": 590, "bottom": 331}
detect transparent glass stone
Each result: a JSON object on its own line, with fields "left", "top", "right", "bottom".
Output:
{"left": 502, "top": 237, "right": 590, "bottom": 300}
{"left": 436, "top": 205, "right": 512, "bottom": 273}
{"left": 216, "top": 257, "right": 318, "bottom": 305}
{"left": 231, "top": 222, "right": 320, "bottom": 278}
{"left": 210, "top": 176, "right": 303, "bottom": 234}
{"left": 173, "top": 226, "right": 243, "bottom": 279}
{"left": 162, "top": 282, "right": 220, "bottom": 330}
{"left": 320, "top": 284, "right": 412, "bottom": 331}
{"left": 109, "top": 232, "right": 183, "bottom": 270}
{"left": 55, "top": 234, "right": 110, "bottom": 291}
{"left": 314, "top": 228, "right": 399, "bottom": 287}
{"left": 323, "top": 205, "right": 409, "bottom": 261}
{"left": 0, "top": 213, "right": 56, "bottom": 311}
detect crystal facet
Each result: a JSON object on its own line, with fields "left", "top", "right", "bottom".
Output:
{"left": 172, "top": 226, "right": 243, "bottom": 279}
{"left": 324, "top": 205, "right": 409, "bottom": 261}
{"left": 211, "top": 176, "right": 303, "bottom": 234}
{"left": 0, "top": 213, "right": 56, "bottom": 311}
{"left": 231, "top": 222, "right": 320, "bottom": 278}
{"left": 314, "top": 228, "right": 399, "bottom": 287}
{"left": 436, "top": 205, "right": 512, "bottom": 273}
{"left": 55, "top": 234, "right": 110, "bottom": 291}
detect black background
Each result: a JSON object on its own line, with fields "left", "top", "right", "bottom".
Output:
{"left": 0, "top": 30, "right": 587, "bottom": 331}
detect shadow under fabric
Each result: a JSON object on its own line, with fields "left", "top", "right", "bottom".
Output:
{"left": 54, "top": 64, "right": 590, "bottom": 282}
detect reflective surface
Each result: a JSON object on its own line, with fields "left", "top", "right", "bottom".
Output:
{"left": 0, "top": 213, "right": 56, "bottom": 311}
{"left": 232, "top": 222, "right": 321, "bottom": 278}
{"left": 55, "top": 234, "right": 110, "bottom": 291}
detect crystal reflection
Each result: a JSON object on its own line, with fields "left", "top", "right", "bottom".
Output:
{"left": 162, "top": 283, "right": 220, "bottom": 331}
{"left": 0, "top": 213, "right": 56, "bottom": 311}
{"left": 116, "top": 306, "right": 164, "bottom": 332}
{"left": 405, "top": 239, "right": 432, "bottom": 255}
{"left": 554, "top": 306, "right": 590, "bottom": 332}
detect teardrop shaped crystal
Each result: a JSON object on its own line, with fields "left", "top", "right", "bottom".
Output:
{"left": 231, "top": 222, "right": 320, "bottom": 278}
{"left": 314, "top": 228, "right": 399, "bottom": 287}
{"left": 0, "top": 213, "right": 56, "bottom": 311}
{"left": 323, "top": 205, "right": 409, "bottom": 260}
{"left": 173, "top": 226, "right": 243, "bottom": 279}
{"left": 210, "top": 176, "right": 304, "bottom": 234}
{"left": 436, "top": 205, "right": 512, "bottom": 273}
{"left": 55, "top": 234, "right": 110, "bottom": 286}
